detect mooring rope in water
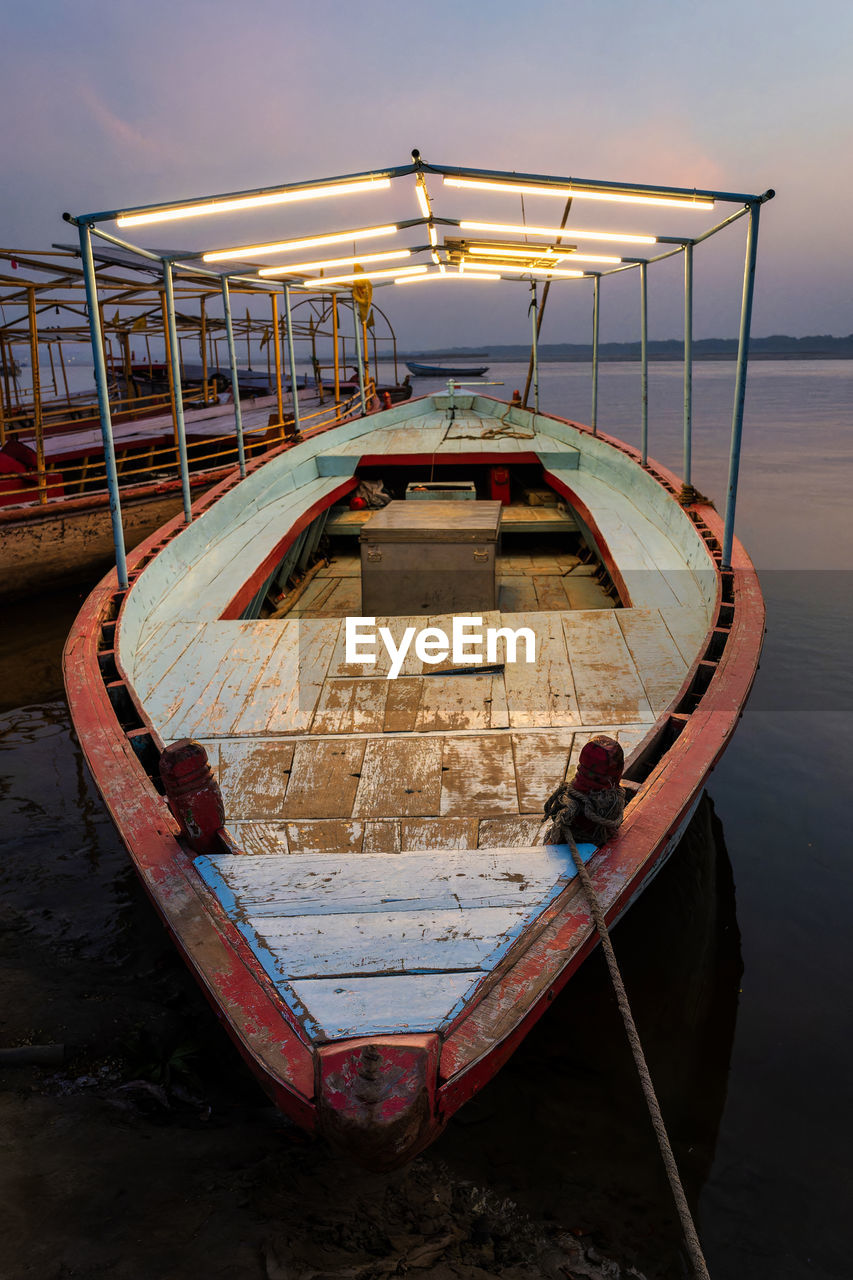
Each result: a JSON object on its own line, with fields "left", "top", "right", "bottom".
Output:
{"left": 563, "top": 827, "right": 712, "bottom": 1280}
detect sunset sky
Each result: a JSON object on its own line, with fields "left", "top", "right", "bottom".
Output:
{"left": 5, "top": 0, "right": 851, "bottom": 348}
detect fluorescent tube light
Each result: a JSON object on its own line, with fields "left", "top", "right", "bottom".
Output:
{"left": 259, "top": 250, "right": 411, "bottom": 278}
{"left": 461, "top": 220, "right": 656, "bottom": 245}
{"left": 415, "top": 177, "right": 431, "bottom": 218}
{"left": 464, "top": 262, "right": 584, "bottom": 278}
{"left": 444, "top": 176, "right": 713, "bottom": 210}
{"left": 299, "top": 265, "right": 427, "bottom": 285}
{"left": 117, "top": 177, "right": 392, "bottom": 227}
{"left": 203, "top": 225, "right": 399, "bottom": 263}
{"left": 395, "top": 270, "right": 500, "bottom": 284}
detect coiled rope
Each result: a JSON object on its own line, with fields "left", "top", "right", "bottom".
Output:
{"left": 562, "top": 826, "right": 712, "bottom": 1280}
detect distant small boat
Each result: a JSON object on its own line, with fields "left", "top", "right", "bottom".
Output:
{"left": 405, "top": 361, "right": 489, "bottom": 377}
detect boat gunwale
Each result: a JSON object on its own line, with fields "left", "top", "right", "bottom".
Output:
{"left": 62, "top": 395, "right": 763, "bottom": 1136}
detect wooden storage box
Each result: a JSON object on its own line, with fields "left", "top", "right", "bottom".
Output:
{"left": 405, "top": 481, "right": 477, "bottom": 501}
{"left": 360, "top": 500, "right": 501, "bottom": 615}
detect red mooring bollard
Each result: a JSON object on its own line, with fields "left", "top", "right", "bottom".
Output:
{"left": 159, "top": 739, "right": 226, "bottom": 855}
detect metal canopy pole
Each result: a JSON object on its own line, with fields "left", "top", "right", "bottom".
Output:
{"left": 683, "top": 243, "right": 694, "bottom": 488}
{"left": 351, "top": 294, "right": 367, "bottom": 415}
{"left": 271, "top": 292, "right": 284, "bottom": 427}
{"left": 221, "top": 277, "right": 246, "bottom": 478}
{"left": 639, "top": 261, "right": 649, "bottom": 466}
{"left": 722, "top": 202, "right": 761, "bottom": 569}
{"left": 78, "top": 222, "right": 128, "bottom": 588}
{"left": 530, "top": 281, "right": 540, "bottom": 413}
{"left": 162, "top": 260, "right": 192, "bottom": 522}
{"left": 283, "top": 283, "right": 301, "bottom": 437}
{"left": 591, "top": 274, "right": 601, "bottom": 435}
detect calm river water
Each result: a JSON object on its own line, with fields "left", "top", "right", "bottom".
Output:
{"left": 1, "top": 359, "right": 850, "bottom": 1279}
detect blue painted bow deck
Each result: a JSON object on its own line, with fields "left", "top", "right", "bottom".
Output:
{"left": 118, "top": 394, "right": 717, "bottom": 1044}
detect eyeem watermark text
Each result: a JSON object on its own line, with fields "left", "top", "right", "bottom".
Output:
{"left": 345, "top": 616, "right": 537, "bottom": 679}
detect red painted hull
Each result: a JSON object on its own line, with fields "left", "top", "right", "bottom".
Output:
{"left": 63, "top": 400, "right": 765, "bottom": 1166}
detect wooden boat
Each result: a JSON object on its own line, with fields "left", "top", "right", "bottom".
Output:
{"left": 0, "top": 250, "right": 399, "bottom": 599}
{"left": 406, "top": 361, "right": 489, "bottom": 377}
{"left": 62, "top": 156, "right": 771, "bottom": 1170}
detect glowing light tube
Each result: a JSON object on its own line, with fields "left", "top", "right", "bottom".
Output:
{"left": 204, "top": 224, "right": 399, "bottom": 263}
{"left": 259, "top": 250, "right": 411, "bottom": 278}
{"left": 444, "top": 176, "right": 713, "bottom": 210}
{"left": 297, "top": 265, "right": 427, "bottom": 285}
{"left": 460, "top": 220, "right": 656, "bottom": 245}
{"left": 117, "top": 178, "right": 392, "bottom": 227}
{"left": 464, "top": 262, "right": 584, "bottom": 278}
{"left": 395, "top": 271, "right": 500, "bottom": 284}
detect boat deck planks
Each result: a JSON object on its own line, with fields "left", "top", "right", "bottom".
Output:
{"left": 118, "top": 395, "right": 718, "bottom": 1054}
{"left": 282, "top": 739, "right": 366, "bottom": 819}
{"left": 194, "top": 840, "right": 595, "bottom": 1038}
{"left": 562, "top": 611, "right": 654, "bottom": 725}
{"left": 615, "top": 607, "right": 689, "bottom": 716}
{"left": 352, "top": 737, "right": 445, "bottom": 818}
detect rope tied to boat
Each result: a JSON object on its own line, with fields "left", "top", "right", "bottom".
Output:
{"left": 542, "top": 735, "right": 626, "bottom": 846}
{"left": 541, "top": 733, "right": 712, "bottom": 1279}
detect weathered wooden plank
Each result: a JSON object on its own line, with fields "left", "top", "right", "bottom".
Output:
{"left": 282, "top": 739, "right": 366, "bottom": 819}
{"left": 150, "top": 624, "right": 257, "bottom": 740}
{"left": 415, "top": 674, "right": 493, "bottom": 732}
{"left": 562, "top": 573, "right": 614, "bottom": 610}
{"left": 498, "top": 577, "right": 539, "bottom": 613}
{"left": 352, "top": 737, "right": 444, "bottom": 818}
{"left": 532, "top": 575, "right": 571, "bottom": 610}
{"left": 285, "top": 820, "right": 366, "bottom": 855}
{"left": 176, "top": 626, "right": 295, "bottom": 739}
{"left": 562, "top": 611, "right": 654, "bottom": 725}
{"left": 502, "top": 611, "right": 579, "bottom": 728}
{"left": 288, "top": 972, "right": 482, "bottom": 1038}
{"left": 327, "top": 614, "right": 426, "bottom": 679}
{"left": 615, "top": 608, "right": 688, "bottom": 716}
{"left": 383, "top": 678, "right": 424, "bottom": 731}
{"left": 660, "top": 603, "right": 708, "bottom": 667}
{"left": 511, "top": 729, "right": 576, "bottom": 814}
{"left": 310, "top": 678, "right": 389, "bottom": 734}
{"left": 488, "top": 671, "right": 510, "bottom": 729}
{"left": 132, "top": 621, "right": 205, "bottom": 700}
{"left": 400, "top": 817, "right": 479, "bottom": 851}
{"left": 616, "top": 725, "right": 651, "bottom": 759}
{"left": 362, "top": 821, "right": 402, "bottom": 853}
{"left": 439, "top": 735, "right": 518, "bottom": 817}
{"left": 318, "top": 576, "right": 362, "bottom": 616}
{"left": 219, "top": 740, "right": 295, "bottom": 819}
{"left": 227, "top": 820, "right": 290, "bottom": 855}
{"left": 260, "top": 620, "right": 342, "bottom": 734}
{"left": 195, "top": 845, "right": 575, "bottom": 917}
{"left": 477, "top": 816, "right": 543, "bottom": 846}
{"left": 251, "top": 904, "right": 532, "bottom": 978}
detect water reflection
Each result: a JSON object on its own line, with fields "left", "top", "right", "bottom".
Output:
{"left": 436, "top": 792, "right": 743, "bottom": 1277}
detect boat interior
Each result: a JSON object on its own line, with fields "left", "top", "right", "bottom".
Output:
{"left": 118, "top": 395, "right": 718, "bottom": 1039}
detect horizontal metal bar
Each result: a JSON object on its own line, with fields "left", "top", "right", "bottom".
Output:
{"left": 85, "top": 225, "right": 287, "bottom": 291}
{"left": 424, "top": 160, "right": 764, "bottom": 205}
{"left": 74, "top": 163, "right": 418, "bottom": 225}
